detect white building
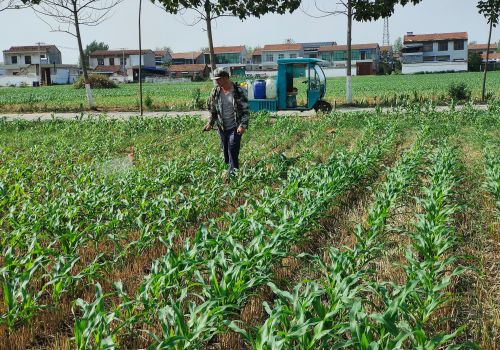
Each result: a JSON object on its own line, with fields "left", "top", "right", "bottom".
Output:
{"left": 89, "top": 49, "right": 157, "bottom": 81}
{"left": 0, "top": 45, "right": 80, "bottom": 86}
{"left": 401, "top": 32, "right": 468, "bottom": 74}
{"left": 2, "top": 44, "right": 61, "bottom": 79}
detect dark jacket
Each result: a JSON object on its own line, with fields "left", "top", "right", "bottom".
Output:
{"left": 208, "top": 82, "right": 249, "bottom": 130}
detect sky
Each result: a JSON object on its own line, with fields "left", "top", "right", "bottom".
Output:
{"left": 0, "top": 0, "right": 499, "bottom": 65}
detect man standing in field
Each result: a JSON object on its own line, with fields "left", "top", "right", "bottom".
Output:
{"left": 204, "top": 68, "right": 249, "bottom": 176}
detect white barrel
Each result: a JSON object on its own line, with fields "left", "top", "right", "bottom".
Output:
{"left": 246, "top": 80, "right": 254, "bottom": 99}
{"left": 265, "top": 78, "right": 277, "bottom": 99}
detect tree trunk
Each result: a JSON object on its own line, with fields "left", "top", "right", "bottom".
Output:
{"left": 205, "top": 2, "right": 216, "bottom": 72}
{"left": 482, "top": 20, "right": 493, "bottom": 102}
{"left": 138, "top": 0, "right": 143, "bottom": 116}
{"left": 73, "top": 1, "right": 95, "bottom": 109}
{"left": 346, "top": 0, "right": 353, "bottom": 105}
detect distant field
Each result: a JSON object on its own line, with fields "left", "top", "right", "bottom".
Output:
{"left": 0, "top": 71, "right": 499, "bottom": 112}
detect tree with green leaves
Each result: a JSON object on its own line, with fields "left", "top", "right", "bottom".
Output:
{"left": 477, "top": 0, "right": 500, "bottom": 101}
{"left": 303, "top": 0, "right": 423, "bottom": 104}
{"left": 468, "top": 51, "right": 483, "bottom": 72}
{"left": 81, "top": 41, "right": 109, "bottom": 68}
{"left": 153, "top": 0, "right": 301, "bottom": 71}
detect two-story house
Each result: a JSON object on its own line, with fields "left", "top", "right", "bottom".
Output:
{"left": 2, "top": 45, "right": 62, "bottom": 81}
{"left": 89, "top": 49, "right": 157, "bottom": 81}
{"left": 319, "top": 43, "right": 380, "bottom": 76}
{"left": 401, "top": 32, "right": 468, "bottom": 74}
{"left": 171, "top": 52, "right": 205, "bottom": 65}
{"left": 204, "top": 46, "right": 247, "bottom": 76}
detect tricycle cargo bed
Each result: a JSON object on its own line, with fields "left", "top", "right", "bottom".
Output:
{"left": 249, "top": 99, "right": 278, "bottom": 112}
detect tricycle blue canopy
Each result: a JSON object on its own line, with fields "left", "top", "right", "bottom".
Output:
{"left": 248, "top": 58, "right": 332, "bottom": 113}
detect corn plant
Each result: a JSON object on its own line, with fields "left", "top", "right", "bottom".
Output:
{"left": 73, "top": 283, "right": 118, "bottom": 350}
{"left": 484, "top": 147, "right": 500, "bottom": 213}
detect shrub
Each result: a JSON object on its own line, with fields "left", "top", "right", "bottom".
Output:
{"left": 448, "top": 82, "right": 471, "bottom": 101}
{"left": 191, "top": 88, "right": 205, "bottom": 109}
{"left": 144, "top": 95, "right": 153, "bottom": 109}
{"left": 73, "top": 74, "right": 117, "bottom": 89}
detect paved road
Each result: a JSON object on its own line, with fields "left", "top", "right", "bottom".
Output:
{"left": 0, "top": 104, "right": 489, "bottom": 121}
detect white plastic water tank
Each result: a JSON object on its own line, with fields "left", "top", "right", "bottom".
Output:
{"left": 265, "top": 78, "right": 277, "bottom": 99}
{"left": 246, "top": 80, "right": 254, "bottom": 99}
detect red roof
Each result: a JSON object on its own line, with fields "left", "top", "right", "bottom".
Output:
{"left": 169, "top": 64, "right": 208, "bottom": 73}
{"left": 209, "top": 46, "right": 245, "bottom": 54}
{"left": 263, "top": 43, "right": 303, "bottom": 51}
{"left": 469, "top": 43, "right": 497, "bottom": 50}
{"left": 482, "top": 53, "right": 500, "bottom": 60}
{"left": 319, "top": 43, "right": 379, "bottom": 52}
{"left": 380, "top": 45, "right": 392, "bottom": 52}
{"left": 404, "top": 32, "right": 468, "bottom": 43}
{"left": 171, "top": 51, "right": 202, "bottom": 60}
{"left": 252, "top": 48, "right": 262, "bottom": 56}
{"left": 90, "top": 49, "right": 154, "bottom": 57}
{"left": 3, "top": 45, "right": 58, "bottom": 53}
{"left": 94, "top": 65, "right": 123, "bottom": 73}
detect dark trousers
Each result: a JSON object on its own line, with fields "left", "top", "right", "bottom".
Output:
{"left": 218, "top": 128, "right": 242, "bottom": 173}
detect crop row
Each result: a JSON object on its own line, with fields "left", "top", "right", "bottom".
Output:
{"left": 226, "top": 131, "right": 427, "bottom": 349}
{"left": 70, "top": 125, "right": 397, "bottom": 349}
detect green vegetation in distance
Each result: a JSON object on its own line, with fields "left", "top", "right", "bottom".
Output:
{"left": 0, "top": 71, "right": 499, "bottom": 113}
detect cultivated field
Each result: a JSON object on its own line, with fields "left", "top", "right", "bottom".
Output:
{"left": 0, "top": 71, "right": 499, "bottom": 112}
{"left": 0, "top": 103, "right": 498, "bottom": 349}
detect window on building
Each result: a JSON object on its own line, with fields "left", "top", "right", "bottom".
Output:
{"left": 422, "top": 43, "right": 433, "bottom": 52}
{"left": 423, "top": 56, "right": 435, "bottom": 62}
{"left": 436, "top": 55, "right": 450, "bottom": 61}
{"left": 120, "top": 57, "right": 127, "bottom": 66}
{"left": 25, "top": 56, "right": 31, "bottom": 64}
{"left": 438, "top": 41, "right": 448, "bottom": 51}
{"left": 289, "top": 53, "right": 297, "bottom": 58}
{"left": 265, "top": 54, "right": 274, "bottom": 62}
{"left": 360, "top": 51, "right": 366, "bottom": 60}
{"left": 215, "top": 53, "right": 240, "bottom": 64}
{"left": 454, "top": 40, "right": 464, "bottom": 50}
{"left": 109, "top": 58, "right": 115, "bottom": 65}
{"left": 321, "top": 53, "right": 331, "bottom": 61}
{"left": 278, "top": 53, "right": 285, "bottom": 59}
{"left": 97, "top": 58, "right": 104, "bottom": 66}
{"left": 333, "top": 51, "right": 346, "bottom": 61}
{"left": 11, "top": 56, "right": 17, "bottom": 64}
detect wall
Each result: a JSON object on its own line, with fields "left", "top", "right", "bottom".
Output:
{"left": 322, "top": 67, "right": 358, "bottom": 77}
{"left": 0, "top": 75, "right": 38, "bottom": 87}
{"left": 51, "top": 69, "right": 79, "bottom": 84}
{"left": 129, "top": 54, "right": 155, "bottom": 68}
{"left": 261, "top": 50, "right": 303, "bottom": 66}
{"left": 402, "top": 61, "right": 467, "bottom": 74}
{"left": 424, "top": 40, "right": 468, "bottom": 61}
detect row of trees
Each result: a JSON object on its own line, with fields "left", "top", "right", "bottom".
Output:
{"left": 1, "top": 0, "right": 499, "bottom": 108}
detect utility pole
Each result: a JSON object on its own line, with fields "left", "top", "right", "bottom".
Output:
{"left": 35, "top": 41, "right": 44, "bottom": 83}
{"left": 138, "top": 0, "right": 143, "bottom": 116}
